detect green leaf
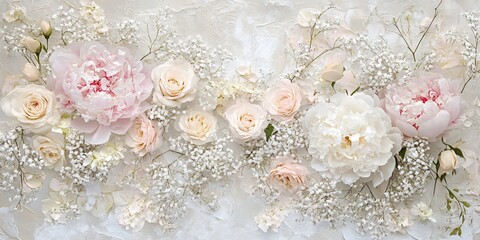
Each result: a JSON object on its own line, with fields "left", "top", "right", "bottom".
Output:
{"left": 446, "top": 198, "right": 451, "bottom": 211}
{"left": 331, "top": 81, "right": 336, "bottom": 89}
{"left": 399, "top": 147, "right": 407, "bottom": 159}
{"left": 350, "top": 87, "right": 360, "bottom": 95}
{"left": 461, "top": 201, "right": 471, "bottom": 208}
{"left": 450, "top": 227, "right": 461, "bottom": 236}
{"left": 453, "top": 148, "right": 465, "bottom": 158}
{"left": 264, "top": 124, "right": 275, "bottom": 141}
{"left": 448, "top": 189, "right": 455, "bottom": 199}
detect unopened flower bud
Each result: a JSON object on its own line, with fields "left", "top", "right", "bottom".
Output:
{"left": 439, "top": 150, "right": 459, "bottom": 175}
{"left": 22, "top": 63, "right": 40, "bottom": 82}
{"left": 40, "top": 20, "right": 53, "bottom": 39}
{"left": 21, "top": 36, "right": 41, "bottom": 54}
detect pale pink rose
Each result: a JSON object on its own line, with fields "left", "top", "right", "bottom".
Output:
{"left": 48, "top": 41, "right": 153, "bottom": 144}
{"left": 268, "top": 156, "right": 309, "bottom": 192}
{"left": 383, "top": 73, "right": 461, "bottom": 138}
{"left": 263, "top": 79, "right": 302, "bottom": 122}
{"left": 224, "top": 100, "right": 267, "bottom": 143}
{"left": 125, "top": 114, "right": 163, "bottom": 157}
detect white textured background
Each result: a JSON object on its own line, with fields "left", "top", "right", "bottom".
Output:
{"left": 1, "top": 0, "right": 480, "bottom": 239}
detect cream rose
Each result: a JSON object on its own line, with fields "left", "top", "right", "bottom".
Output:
{"left": 224, "top": 100, "right": 268, "bottom": 143}
{"left": 33, "top": 133, "right": 65, "bottom": 171}
{"left": 268, "top": 156, "right": 310, "bottom": 192}
{"left": 320, "top": 62, "right": 344, "bottom": 83}
{"left": 151, "top": 59, "right": 198, "bottom": 107}
{"left": 125, "top": 114, "right": 163, "bottom": 157}
{"left": 439, "top": 150, "right": 459, "bottom": 175}
{"left": 1, "top": 84, "right": 60, "bottom": 133}
{"left": 263, "top": 79, "right": 302, "bottom": 122}
{"left": 178, "top": 109, "right": 217, "bottom": 145}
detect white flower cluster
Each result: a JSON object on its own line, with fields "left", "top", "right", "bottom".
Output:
{"left": 244, "top": 118, "right": 307, "bottom": 201}
{"left": 0, "top": 127, "right": 45, "bottom": 207}
{"left": 147, "top": 104, "right": 182, "bottom": 129}
{"left": 352, "top": 36, "right": 410, "bottom": 92}
{"left": 115, "top": 20, "right": 140, "bottom": 45}
{"left": 462, "top": 11, "right": 480, "bottom": 80}
{"left": 51, "top": 6, "right": 103, "bottom": 44}
{"left": 295, "top": 180, "right": 341, "bottom": 224}
{"left": 255, "top": 202, "right": 292, "bottom": 232}
{"left": 60, "top": 131, "right": 109, "bottom": 185}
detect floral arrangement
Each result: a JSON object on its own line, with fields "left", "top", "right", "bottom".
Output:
{"left": 0, "top": 0, "right": 480, "bottom": 239}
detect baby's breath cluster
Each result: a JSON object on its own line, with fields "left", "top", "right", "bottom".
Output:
{"left": 352, "top": 35, "right": 410, "bottom": 93}
{"left": 61, "top": 131, "right": 97, "bottom": 185}
{"left": 51, "top": 6, "right": 103, "bottom": 45}
{"left": 0, "top": 127, "right": 44, "bottom": 208}
{"left": 295, "top": 179, "right": 341, "bottom": 224}
{"left": 244, "top": 118, "right": 307, "bottom": 202}
{"left": 147, "top": 104, "right": 181, "bottom": 129}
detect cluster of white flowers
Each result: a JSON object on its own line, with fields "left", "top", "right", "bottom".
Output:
{"left": 295, "top": 180, "right": 341, "bottom": 224}
{"left": 352, "top": 36, "right": 410, "bottom": 92}
{"left": 244, "top": 118, "right": 307, "bottom": 201}
{"left": 115, "top": 20, "right": 140, "bottom": 45}
{"left": 462, "top": 11, "right": 480, "bottom": 80}
{"left": 255, "top": 202, "right": 292, "bottom": 232}
{"left": 61, "top": 131, "right": 96, "bottom": 185}
{"left": 147, "top": 104, "right": 182, "bottom": 129}
{"left": 0, "top": 127, "right": 45, "bottom": 207}
{"left": 51, "top": 6, "right": 103, "bottom": 44}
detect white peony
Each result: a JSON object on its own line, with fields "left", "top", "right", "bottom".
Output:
{"left": 302, "top": 92, "right": 402, "bottom": 186}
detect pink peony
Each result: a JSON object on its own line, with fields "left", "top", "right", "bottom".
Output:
{"left": 48, "top": 41, "right": 153, "bottom": 144}
{"left": 383, "top": 73, "right": 461, "bottom": 138}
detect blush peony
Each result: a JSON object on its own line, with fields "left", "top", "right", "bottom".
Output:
{"left": 383, "top": 73, "right": 461, "bottom": 139}
{"left": 303, "top": 92, "right": 402, "bottom": 186}
{"left": 48, "top": 41, "right": 153, "bottom": 144}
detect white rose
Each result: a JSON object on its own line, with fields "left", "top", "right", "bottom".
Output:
{"left": 151, "top": 59, "right": 198, "bottom": 107}
{"left": 33, "top": 133, "right": 65, "bottom": 171}
{"left": 1, "top": 84, "right": 60, "bottom": 133}
{"left": 439, "top": 150, "right": 459, "bottom": 175}
{"left": 178, "top": 109, "right": 217, "bottom": 145}
{"left": 225, "top": 100, "right": 268, "bottom": 143}
{"left": 320, "top": 62, "right": 344, "bottom": 83}
{"left": 297, "top": 8, "right": 320, "bottom": 27}
{"left": 263, "top": 79, "right": 302, "bottom": 122}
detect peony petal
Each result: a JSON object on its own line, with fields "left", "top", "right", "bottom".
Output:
{"left": 71, "top": 118, "right": 99, "bottom": 133}
{"left": 394, "top": 119, "right": 418, "bottom": 137}
{"left": 85, "top": 125, "right": 112, "bottom": 145}
{"left": 417, "top": 110, "right": 451, "bottom": 138}
{"left": 445, "top": 96, "right": 461, "bottom": 121}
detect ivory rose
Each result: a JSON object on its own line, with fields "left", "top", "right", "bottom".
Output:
{"left": 49, "top": 41, "right": 153, "bottom": 144}
{"left": 125, "top": 114, "right": 163, "bottom": 157}
{"left": 224, "top": 100, "right": 267, "bottom": 143}
{"left": 383, "top": 73, "right": 461, "bottom": 138}
{"left": 1, "top": 84, "right": 60, "bottom": 133}
{"left": 151, "top": 59, "right": 198, "bottom": 107}
{"left": 178, "top": 109, "right": 217, "bottom": 145}
{"left": 263, "top": 79, "right": 302, "bottom": 122}
{"left": 268, "top": 156, "right": 309, "bottom": 192}
{"left": 33, "top": 133, "right": 65, "bottom": 171}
